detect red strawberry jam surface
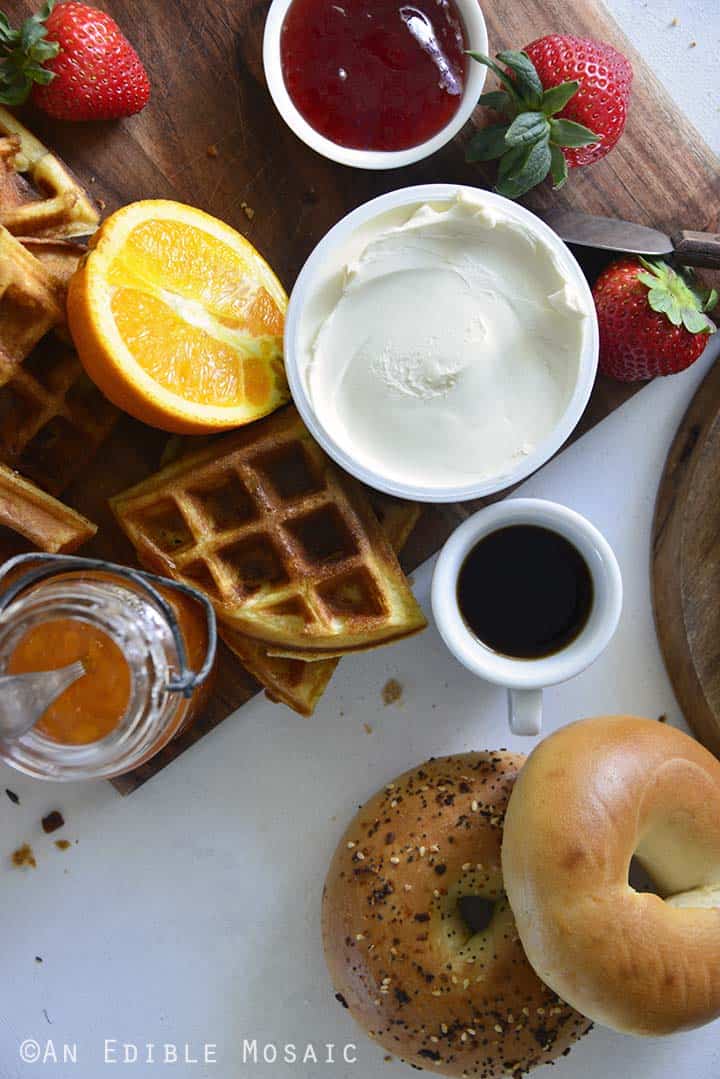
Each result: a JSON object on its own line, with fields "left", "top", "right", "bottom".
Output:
{"left": 280, "top": 0, "right": 468, "bottom": 151}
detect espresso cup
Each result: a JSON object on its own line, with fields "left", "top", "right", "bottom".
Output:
{"left": 431, "top": 499, "right": 623, "bottom": 736}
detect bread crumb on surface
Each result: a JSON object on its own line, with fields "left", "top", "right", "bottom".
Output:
{"left": 54, "top": 840, "right": 71, "bottom": 851}
{"left": 241, "top": 201, "right": 255, "bottom": 221}
{"left": 12, "top": 843, "right": 36, "bottom": 868}
{"left": 382, "top": 678, "right": 403, "bottom": 706}
{"left": 658, "top": 714, "right": 668, "bottom": 723}
{"left": 41, "top": 811, "right": 64, "bottom": 835}
{"left": 363, "top": 722, "right": 373, "bottom": 735}
{"left": 206, "top": 144, "right": 219, "bottom": 157}
{"left": 5, "top": 788, "right": 19, "bottom": 805}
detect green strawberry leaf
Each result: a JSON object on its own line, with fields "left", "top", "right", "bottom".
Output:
{"left": 682, "top": 309, "right": 713, "bottom": 334}
{"left": 703, "top": 288, "right": 718, "bottom": 313}
{"left": 541, "top": 80, "right": 580, "bottom": 116}
{"left": 466, "top": 123, "right": 510, "bottom": 162}
{"left": 550, "top": 118, "right": 600, "bottom": 148}
{"left": 549, "top": 144, "right": 569, "bottom": 188}
{"left": 640, "top": 259, "right": 715, "bottom": 334}
{"left": 0, "top": 1, "right": 57, "bottom": 104}
{"left": 496, "top": 50, "right": 543, "bottom": 106}
{"left": 466, "top": 52, "right": 518, "bottom": 97}
{"left": 495, "top": 137, "right": 552, "bottom": 199}
{"left": 477, "top": 90, "right": 512, "bottom": 112}
{"left": 504, "top": 111, "right": 549, "bottom": 147}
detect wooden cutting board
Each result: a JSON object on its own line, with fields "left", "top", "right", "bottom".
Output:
{"left": 652, "top": 362, "right": 720, "bottom": 758}
{"left": 4, "top": 0, "right": 720, "bottom": 792}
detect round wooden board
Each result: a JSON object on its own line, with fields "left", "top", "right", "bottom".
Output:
{"left": 652, "top": 361, "right": 720, "bottom": 757}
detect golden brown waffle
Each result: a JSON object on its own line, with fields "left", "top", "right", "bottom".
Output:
{"left": 221, "top": 497, "right": 421, "bottom": 715}
{"left": 0, "top": 463, "right": 96, "bottom": 553}
{"left": 0, "top": 226, "right": 62, "bottom": 379}
{"left": 0, "top": 333, "right": 119, "bottom": 496}
{"left": 112, "top": 406, "right": 426, "bottom": 653}
{"left": 19, "top": 237, "right": 84, "bottom": 314}
{"left": 0, "top": 108, "right": 99, "bottom": 239}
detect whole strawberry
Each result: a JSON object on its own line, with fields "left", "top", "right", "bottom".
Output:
{"left": 467, "top": 36, "right": 632, "bottom": 198}
{"left": 593, "top": 258, "right": 717, "bottom": 382}
{"left": 0, "top": 0, "right": 149, "bottom": 121}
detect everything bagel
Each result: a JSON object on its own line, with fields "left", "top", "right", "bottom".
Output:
{"left": 322, "top": 752, "right": 590, "bottom": 1078}
{"left": 502, "top": 715, "right": 720, "bottom": 1035}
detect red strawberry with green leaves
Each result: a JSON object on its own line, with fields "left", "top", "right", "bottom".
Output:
{"left": 467, "top": 35, "right": 632, "bottom": 198}
{"left": 0, "top": 0, "right": 149, "bottom": 121}
{"left": 593, "top": 258, "right": 717, "bottom": 382}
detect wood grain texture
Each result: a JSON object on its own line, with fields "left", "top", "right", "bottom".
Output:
{"left": 3, "top": 0, "right": 719, "bottom": 791}
{"left": 652, "top": 363, "right": 720, "bottom": 759}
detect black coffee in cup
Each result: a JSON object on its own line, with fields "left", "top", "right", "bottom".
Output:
{"left": 456, "top": 524, "right": 593, "bottom": 659}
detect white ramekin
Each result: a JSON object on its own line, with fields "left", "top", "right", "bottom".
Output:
{"left": 284, "top": 184, "right": 600, "bottom": 503}
{"left": 431, "top": 499, "right": 623, "bottom": 736}
{"left": 262, "top": 0, "right": 488, "bottom": 169}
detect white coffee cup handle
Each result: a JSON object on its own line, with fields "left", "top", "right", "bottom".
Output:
{"left": 508, "top": 688, "right": 542, "bottom": 736}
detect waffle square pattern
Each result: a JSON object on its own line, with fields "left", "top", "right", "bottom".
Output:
{"left": 113, "top": 407, "right": 426, "bottom": 653}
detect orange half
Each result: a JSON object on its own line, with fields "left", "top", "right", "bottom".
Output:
{"left": 67, "top": 200, "right": 289, "bottom": 434}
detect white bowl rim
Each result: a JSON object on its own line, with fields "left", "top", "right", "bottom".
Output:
{"left": 262, "top": 0, "right": 489, "bottom": 170}
{"left": 284, "top": 183, "right": 600, "bottom": 504}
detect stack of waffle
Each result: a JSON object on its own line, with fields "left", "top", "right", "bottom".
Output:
{"left": 0, "top": 107, "right": 110, "bottom": 552}
{"left": 113, "top": 407, "right": 426, "bottom": 715}
{"left": 0, "top": 106, "right": 426, "bottom": 717}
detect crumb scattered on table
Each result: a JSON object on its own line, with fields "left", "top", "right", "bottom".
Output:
{"left": 658, "top": 713, "right": 668, "bottom": 723}
{"left": 54, "top": 840, "right": 71, "bottom": 851}
{"left": 35, "top": 956, "right": 43, "bottom": 963}
{"left": 41, "top": 811, "right": 64, "bottom": 835}
{"left": 382, "top": 678, "right": 403, "bottom": 706}
{"left": 689, "top": 40, "right": 697, "bottom": 47}
{"left": 12, "top": 843, "right": 36, "bottom": 868}
{"left": 384, "top": 1056, "right": 393, "bottom": 1063}
{"left": 240, "top": 201, "right": 255, "bottom": 221}
{"left": 5, "top": 788, "right": 19, "bottom": 805}
{"left": 96, "top": 198, "right": 107, "bottom": 211}
{"left": 206, "top": 143, "right": 219, "bottom": 158}
{"left": 363, "top": 722, "right": 373, "bottom": 735}
{"left": 670, "top": 16, "right": 679, "bottom": 25}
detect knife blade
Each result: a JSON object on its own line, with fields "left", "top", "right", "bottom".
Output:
{"left": 541, "top": 208, "right": 672, "bottom": 255}
{"left": 541, "top": 209, "right": 720, "bottom": 270}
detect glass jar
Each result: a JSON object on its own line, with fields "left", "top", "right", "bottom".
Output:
{"left": 0, "top": 554, "right": 216, "bottom": 781}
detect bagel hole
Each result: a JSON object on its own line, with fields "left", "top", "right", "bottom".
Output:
{"left": 457, "top": 895, "right": 496, "bottom": 935}
{"left": 628, "top": 855, "right": 662, "bottom": 896}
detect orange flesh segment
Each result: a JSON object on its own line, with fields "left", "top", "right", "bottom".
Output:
{"left": 112, "top": 219, "right": 284, "bottom": 332}
{"left": 9, "top": 619, "right": 131, "bottom": 745}
{"left": 111, "top": 288, "right": 274, "bottom": 407}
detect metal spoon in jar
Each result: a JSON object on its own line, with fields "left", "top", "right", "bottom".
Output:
{"left": 0, "top": 661, "right": 86, "bottom": 741}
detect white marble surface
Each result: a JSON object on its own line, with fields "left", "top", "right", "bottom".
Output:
{"left": 2, "top": 5, "right": 720, "bottom": 1079}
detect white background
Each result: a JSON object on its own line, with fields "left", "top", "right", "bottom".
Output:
{"left": 2, "top": 4, "right": 720, "bottom": 1079}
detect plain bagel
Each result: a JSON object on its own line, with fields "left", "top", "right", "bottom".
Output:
{"left": 502, "top": 715, "right": 720, "bottom": 1035}
{"left": 322, "top": 753, "right": 590, "bottom": 1078}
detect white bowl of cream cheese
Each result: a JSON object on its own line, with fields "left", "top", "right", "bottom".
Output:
{"left": 285, "top": 185, "right": 599, "bottom": 502}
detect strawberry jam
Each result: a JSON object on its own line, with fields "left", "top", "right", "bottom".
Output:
{"left": 280, "top": 0, "right": 468, "bottom": 151}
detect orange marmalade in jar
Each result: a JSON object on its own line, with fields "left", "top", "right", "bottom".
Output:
{"left": 0, "top": 554, "right": 216, "bottom": 781}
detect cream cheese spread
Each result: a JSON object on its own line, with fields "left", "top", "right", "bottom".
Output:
{"left": 300, "top": 195, "right": 591, "bottom": 490}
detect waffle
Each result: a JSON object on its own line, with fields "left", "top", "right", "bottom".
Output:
{"left": 0, "top": 463, "right": 96, "bottom": 553}
{"left": 0, "top": 108, "right": 99, "bottom": 239}
{"left": 19, "top": 237, "right": 85, "bottom": 314}
{"left": 221, "top": 496, "right": 421, "bottom": 715}
{"left": 0, "top": 226, "right": 62, "bottom": 379}
{"left": 112, "top": 406, "right": 426, "bottom": 653}
{"left": 0, "top": 333, "right": 120, "bottom": 495}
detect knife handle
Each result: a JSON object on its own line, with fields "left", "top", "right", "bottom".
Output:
{"left": 672, "top": 231, "right": 720, "bottom": 270}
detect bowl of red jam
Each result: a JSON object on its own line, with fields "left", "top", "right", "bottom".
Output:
{"left": 263, "top": 0, "right": 488, "bottom": 168}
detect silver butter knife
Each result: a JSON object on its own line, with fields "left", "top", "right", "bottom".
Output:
{"left": 542, "top": 209, "right": 720, "bottom": 270}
